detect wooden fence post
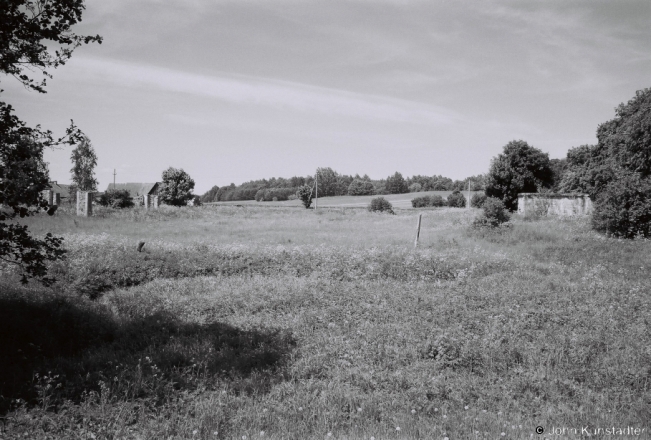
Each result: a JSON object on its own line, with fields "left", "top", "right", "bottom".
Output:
{"left": 414, "top": 213, "right": 422, "bottom": 248}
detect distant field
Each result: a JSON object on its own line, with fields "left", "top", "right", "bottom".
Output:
{"left": 210, "top": 190, "right": 485, "bottom": 209}
{"left": 2, "top": 206, "right": 650, "bottom": 439}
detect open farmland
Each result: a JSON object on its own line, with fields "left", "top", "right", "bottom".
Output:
{"left": 1, "top": 205, "right": 650, "bottom": 440}
{"left": 211, "top": 191, "right": 485, "bottom": 209}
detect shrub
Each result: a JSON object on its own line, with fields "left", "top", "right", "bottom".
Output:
{"left": 368, "top": 197, "right": 394, "bottom": 214}
{"left": 296, "top": 185, "right": 313, "bottom": 209}
{"left": 411, "top": 195, "right": 447, "bottom": 208}
{"left": 429, "top": 195, "right": 446, "bottom": 207}
{"left": 411, "top": 196, "right": 430, "bottom": 208}
{"left": 97, "top": 189, "right": 134, "bottom": 209}
{"left": 190, "top": 195, "right": 202, "bottom": 206}
{"left": 447, "top": 190, "right": 466, "bottom": 208}
{"left": 473, "top": 197, "right": 510, "bottom": 228}
{"left": 470, "top": 193, "right": 487, "bottom": 208}
{"left": 408, "top": 183, "right": 422, "bottom": 193}
{"left": 347, "top": 179, "right": 375, "bottom": 196}
{"left": 591, "top": 174, "right": 651, "bottom": 238}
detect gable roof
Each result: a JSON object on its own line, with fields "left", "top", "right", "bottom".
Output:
{"left": 105, "top": 183, "right": 160, "bottom": 197}
{"left": 48, "top": 183, "right": 72, "bottom": 199}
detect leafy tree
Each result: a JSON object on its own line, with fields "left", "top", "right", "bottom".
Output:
{"left": 447, "top": 190, "right": 467, "bottom": 208}
{"left": 70, "top": 136, "right": 98, "bottom": 191}
{"left": 296, "top": 185, "right": 313, "bottom": 209}
{"left": 485, "top": 140, "right": 554, "bottom": 211}
{"left": 97, "top": 189, "right": 134, "bottom": 209}
{"left": 408, "top": 182, "right": 422, "bottom": 193}
{"left": 591, "top": 173, "right": 651, "bottom": 238}
{"left": 385, "top": 172, "right": 408, "bottom": 194}
{"left": 201, "top": 185, "right": 220, "bottom": 203}
{"left": 347, "top": 178, "right": 375, "bottom": 196}
{"left": 159, "top": 167, "right": 195, "bottom": 206}
{"left": 315, "top": 167, "right": 339, "bottom": 197}
{"left": 1, "top": 0, "right": 101, "bottom": 284}
{"left": 470, "top": 193, "right": 487, "bottom": 208}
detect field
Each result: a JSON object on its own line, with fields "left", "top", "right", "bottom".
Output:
{"left": 1, "top": 205, "right": 650, "bottom": 440}
{"left": 211, "top": 191, "right": 484, "bottom": 209}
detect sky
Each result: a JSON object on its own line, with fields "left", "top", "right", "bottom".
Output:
{"left": 3, "top": 0, "right": 650, "bottom": 193}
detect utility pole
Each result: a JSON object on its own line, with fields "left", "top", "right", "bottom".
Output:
{"left": 467, "top": 179, "right": 471, "bottom": 209}
{"left": 315, "top": 169, "right": 318, "bottom": 211}
{"left": 113, "top": 169, "right": 117, "bottom": 189}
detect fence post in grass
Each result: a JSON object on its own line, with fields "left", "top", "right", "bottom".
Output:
{"left": 414, "top": 213, "right": 422, "bottom": 248}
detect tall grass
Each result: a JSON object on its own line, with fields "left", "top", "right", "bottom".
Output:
{"left": 2, "top": 207, "right": 650, "bottom": 439}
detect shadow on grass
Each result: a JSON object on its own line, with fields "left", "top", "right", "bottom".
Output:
{"left": 0, "top": 294, "right": 296, "bottom": 415}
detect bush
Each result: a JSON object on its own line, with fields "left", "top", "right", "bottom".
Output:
{"left": 411, "top": 195, "right": 447, "bottom": 208}
{"left": 429, "top": 195, "right": 446, "bottom": 207}
{"left": 408, "top": 183, "right": 422, "bottom": 193}
{"left": 190, "top": 195, "right": 202, "bottom": 206}
{"left": 473, "top": 197, "right": 510, "bottom": 228}
{"left": 411, "top": 196, "right": 431, "bottom": 208}
{"left": 591, "top": 174, "right": 651, "bottom": 238}
{"left": 447, "top": 190, "right": 466, "bottom": 208}
{"left": 368, "top": 197, "right": 394, "bottom": 214}
{"left": 470, "top": 193, "right": 487, "bottom": 208}
{"left": 97, "top": 189, "right": 134, "bottom": 209}
{"left": 296, "top": 185, "right": 313, "bottom": 209}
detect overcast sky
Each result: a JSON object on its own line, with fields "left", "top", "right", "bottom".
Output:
{"left": 3, "top": 0, "right": 650, "bottom": 193}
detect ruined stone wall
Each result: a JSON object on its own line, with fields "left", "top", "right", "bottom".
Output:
{"left": 517, "top": 193, "right": 592, "bottom": 216}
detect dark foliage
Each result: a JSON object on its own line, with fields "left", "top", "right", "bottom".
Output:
{"left": 470, "top": 193, "right": 487, "bottom": 208}
{"left": 97, "top": 189, "right": 134, "bottom": 209}
{"left": 1, "top": 0, "right": 100, "bottom": 284}
{"left": 296, "top": 185, "right": 313, "bottom": 209}
{"left": 368, "top": 197, "right": 394, "bottom": 214}
{"left": 447, "top": 190, "right": 467, "bottom": 208}
{"left": 411, "top": 195, "right": 447, "bottom": 208}
{"left": 158, "top": 167, "right": 195, "bottom": 206}
{"left": 254, "top": 187, "right": 298, "bottom": 202}
{"left": 473, "top": 197, "right": 510, "bottom": 228}
{"left": 385, "top": 172, "right": 408, "bottom": 194}
{"left": 347, "top": 178, "right": 375, "bottom": 196}
{"left": 485, "top": 140, "right": 554, "bottom": 211}
{"left": 591, "top": 173, "right": 651, "bottom": 238}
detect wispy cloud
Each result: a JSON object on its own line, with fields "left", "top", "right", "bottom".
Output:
{"left": 74, "top": 57, "right": 461, "bottom": 125}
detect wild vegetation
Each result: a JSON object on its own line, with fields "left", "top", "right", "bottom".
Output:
{"left": 1, "top": 205, "right": 649, "bottom": 439}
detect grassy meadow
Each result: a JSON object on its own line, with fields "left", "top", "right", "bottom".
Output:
{"left": 1, "top": 205, "right": 650, "bottom": 439}
{"left": 211, "top": 191, "right": 484, "bottom": 209}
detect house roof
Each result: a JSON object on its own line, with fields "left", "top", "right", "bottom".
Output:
{"left": 105, "top": 183, "right": 159, "bottom": 197}
{"left": 48, "top": 183, "right": 72, "bottom": 199}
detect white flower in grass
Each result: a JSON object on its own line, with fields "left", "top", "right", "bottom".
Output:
{"left": 298, "top": 406, "right": 303, "bottom": 411}
{"left": 434, "top": 408, "right": 438, "bottom": 412}
{"left": 242, "top": 436, "right": 247, "bottom": 440}
{"left": 411, "top": 409, "right": 416, "bottom": 414}
{"left": 498, "top": 411, "right": 502, "bottom": 416}
{"left": 260, "top": 431, "right": 265, "bottom": 436}
{"left": 213, "top": 432, "right": 218, "bottom": 436}
{"left": 482, "top": 410, "right": 487, "bottom": 413}
{"left": 193, "top": 430, "right": 198, "bottom": 435}
{"left": 370, "top": 437, "right": 375, "bottom": 440}
{"left": 357, "top": 407, "right": 362, "bottom": 412}
{"left": 443, "top": 415, "right": 447, "bottom": 419}
{"left": 396, "top": 427, "right": 401, "bottom": 431}
{"left": 327, "top": 433, "right": 332, "bottom": 437}
{"left": 512, "top": 425, "right": 516, "bottom": 429}
{"left": 501, "top": 433, "right": 505, "bottom": 437}
{"left": 444, "top": 437, "right": 449, "bottom": 440}
{"left": 519, "top": 425, "right": 523, "bottom": 429}
{"left": 262, "top": 408, "right": 268, "bottom": 413}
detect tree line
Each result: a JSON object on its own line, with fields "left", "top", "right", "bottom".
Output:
{"left": 201, "top": 170, "right": 487, "bottom": 203}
